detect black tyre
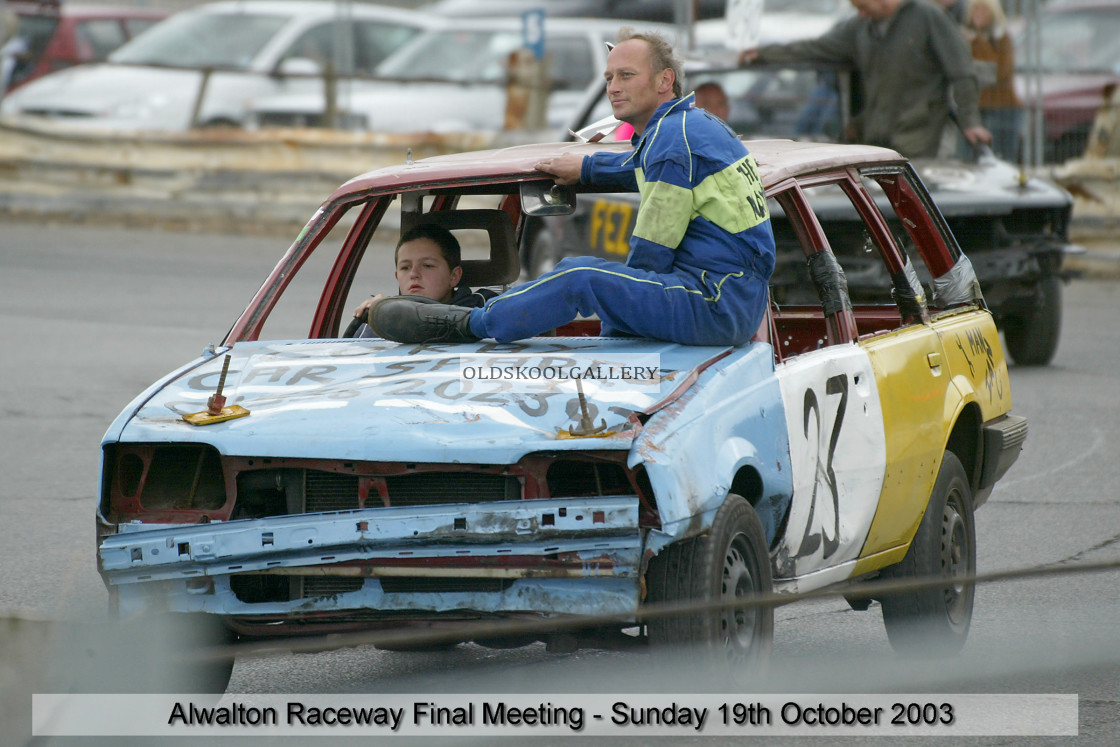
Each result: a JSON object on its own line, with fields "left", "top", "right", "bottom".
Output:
{"left": 646, "top": 494, "right": 773, "bottom": 673}
{"left": 1003, "top": 276, "right": 1062, "bottom": 366}
{"left": 880, "top": 451, "right": 975, "bottom": 656}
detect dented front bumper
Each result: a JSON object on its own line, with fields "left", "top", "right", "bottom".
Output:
{"left": 100, "top": 496, "right": 644, "bottom": 621}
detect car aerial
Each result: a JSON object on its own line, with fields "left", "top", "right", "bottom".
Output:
{"left": 1014, "top": 0, "right": 1120, "bottom": 163}
{"left": 244, "top": 16, "right": 677, "bottom": 133}
{"left": 3, "top": 0, "right": 167, "bottom": 92}
{"left": 545, "top": 57, "right": 1075, "bottom": 366}
{"left": 96, "top": 136, "right": 1026, "bottom": 691}
{"left": 0, "top": 0, "right": 430, "bottom": 130}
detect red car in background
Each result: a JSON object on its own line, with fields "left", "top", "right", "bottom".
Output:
{"left": 5, "top": 0, "right": 166, "bottom": 91}
{"left": 1016, "top": 0, "right": 1120, "bottom": 163}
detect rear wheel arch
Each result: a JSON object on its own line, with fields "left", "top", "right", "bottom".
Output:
{"left": 944, "top": 403, "right": 982, "bottom": 492}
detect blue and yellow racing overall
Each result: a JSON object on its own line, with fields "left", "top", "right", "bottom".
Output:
{"left": 468, "top": 93, "right": 776, "bottom": 346}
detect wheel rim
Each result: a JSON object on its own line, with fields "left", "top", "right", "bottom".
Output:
{"left": 721, "top": 534, "right": 759, "bottom": 659}
{"left": 940, "top": 491, "right": 971, "bottom": 625}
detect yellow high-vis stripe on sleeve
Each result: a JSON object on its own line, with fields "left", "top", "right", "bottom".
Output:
{"left": 632, "top": 173, "right": 693, "bottom": 249}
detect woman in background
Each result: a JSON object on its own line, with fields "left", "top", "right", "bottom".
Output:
{"left": 964, "top": 0, "right": 1023, "bottom": 161}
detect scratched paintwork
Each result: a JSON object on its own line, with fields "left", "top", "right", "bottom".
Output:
{"left": 632, "top": 341, "right": 791, "bottom": 549}
{"left": 117, "top": 338, "right": 731, "bottom": 464}
{"left": 772, "top": 344, "right": 887, "bottom": 581}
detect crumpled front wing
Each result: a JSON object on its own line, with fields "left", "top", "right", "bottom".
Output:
{"left": 100, "top": 497, "right": 643, "bottom": 619}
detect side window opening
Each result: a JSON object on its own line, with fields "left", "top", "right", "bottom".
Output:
{"left": 860, "top": 169, "right": 983, "bottom": 313}
{"left": 770, "top": 174, "right": 951, "bottom": 360}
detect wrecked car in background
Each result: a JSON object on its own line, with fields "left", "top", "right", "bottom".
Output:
{"left": 544, "top": 60, "right": 1075, "bottom": 366}
{"left": 97, "top": 137, "right": 1026, "bottom": 691}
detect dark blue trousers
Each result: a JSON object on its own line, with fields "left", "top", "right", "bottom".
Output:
{"left": 468, "top": 256, "right": 768, "bottom": 346}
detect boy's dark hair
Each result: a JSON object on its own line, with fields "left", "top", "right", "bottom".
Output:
{"left": 396, "top": 223, "right": 461, "bottom": 268}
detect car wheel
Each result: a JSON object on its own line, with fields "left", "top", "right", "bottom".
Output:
{"left": 1003, "top": 275, "right": 1061, "bottom": 366}
{"left": 880, "top": 451, "right": 975, "bottom": 656}
{"left": 645, "top": 494, "right": 773, "bottom": 673}
{"left": 199, "top": 117, "right": 240, "bottom": 129}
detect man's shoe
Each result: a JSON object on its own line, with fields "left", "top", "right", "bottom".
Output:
{"left": 368, "top": 296, "right": 478, "bottom": 343}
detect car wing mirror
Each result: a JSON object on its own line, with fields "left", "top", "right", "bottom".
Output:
{"left": 520, "top": 181, "right": 576, "bottom": 216}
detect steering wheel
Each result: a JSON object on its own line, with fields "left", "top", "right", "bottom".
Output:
{"left": 342, "top": 315, "right": 366, "bottom": 338}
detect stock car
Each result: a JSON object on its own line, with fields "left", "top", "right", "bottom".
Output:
{"left": 540, "top": 60, "right": 1075, "bottom": 366}
{"left": 96, "top": 137, "right": 1026, "bottom": 691}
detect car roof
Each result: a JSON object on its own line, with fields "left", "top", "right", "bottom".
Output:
{"left": 188, "top": 0, "right": 427, "bottom": 20}
{"left": 402, "top": 14, "right": 673, "bottom": 33}
{"left": 330, "top": 139, "right": 904, "bottom": 203}
{"left": 50, "top": 6, "right": 168, "bottom": 19}
{"left": 1043, "top": 1, "right": 1120, "bottom": 10}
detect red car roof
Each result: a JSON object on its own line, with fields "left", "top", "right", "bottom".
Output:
{"left": 328, "top": 139, "right": 905, "bottom": 203}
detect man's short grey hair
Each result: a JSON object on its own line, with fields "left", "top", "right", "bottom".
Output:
{"left": 615, "top": 27, "right": 684, "bottom": 98}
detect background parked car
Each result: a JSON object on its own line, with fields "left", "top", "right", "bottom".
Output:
{"left": 424, "top": 0, "right": 729, "bottom": 22}
{"left": 4, "top": 0, "right": 166, "bottom": 91}
{"left": 1015, "top": 0, "right": 1120, "bottom": 163}
{"left": 0, "top": 1, "right": 430, "bottom": 130}
{"left": 246, "top": 16, "right": 677, "bottom": 133}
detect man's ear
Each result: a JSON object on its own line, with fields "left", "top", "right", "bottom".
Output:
{"left": 450, "top": 265, "right": 464, "bottom": 287}
{"left": 658, "top": 68, "right": 675, "bottom": 96}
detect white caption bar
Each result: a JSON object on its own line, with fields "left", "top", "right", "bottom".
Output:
{"left": 34, "top": 693, "right": 1077, "bottom": 737}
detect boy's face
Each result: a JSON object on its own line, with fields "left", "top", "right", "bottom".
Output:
{"left": 395, "top": 238, "right": 462, "bottom": 304}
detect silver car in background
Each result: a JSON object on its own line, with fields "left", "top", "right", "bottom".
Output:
{"left": 0, "top": 1, "right": 430, "bottom": 131}
{"left": 245, "top": 16, "right": 679, "bottom": 134}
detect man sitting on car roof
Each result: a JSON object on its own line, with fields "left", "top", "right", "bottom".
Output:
{"left": 369, "top": 28, "right": 776, "bottom": 348}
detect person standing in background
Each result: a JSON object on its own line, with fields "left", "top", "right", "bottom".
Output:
{"left": 962, "top": 0, "right": 1023, "bottom": 161}
{"left": 693, "top": 80, "right": 731, "bottom": 122}
{"left": 738, "top": 0, "right": 991, "bottom": 159}
{"left": 1, "top": 9, "right": 29, "bottom": 95}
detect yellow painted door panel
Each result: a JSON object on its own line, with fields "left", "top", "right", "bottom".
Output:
{"left": 858, "top": 324, "right": 951, "bottom": 557}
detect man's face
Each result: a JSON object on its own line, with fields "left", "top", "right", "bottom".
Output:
{"left": 849, "top": 0, "right": 898, "bottom": 21}
{"left": 603, "top": 39, "right": 672, "bottom": 131}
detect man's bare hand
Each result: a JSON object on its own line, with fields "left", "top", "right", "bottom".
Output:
{"left": 963, "top": 125, "right": 993, "bottom": 146}
{"left": 535, "top": 154, "right": 585, "bottom": 186}
{"left": 738, "top": 48, "right": 759, "bottom": 66}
